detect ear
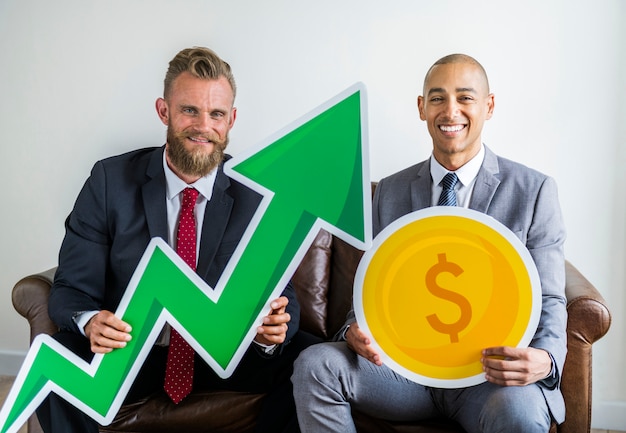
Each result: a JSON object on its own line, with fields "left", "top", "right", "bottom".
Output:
{"left": 485, "top": 93, "right": 495, "bottom": 120}
{"left": 155, "top": 98, "right": 169, "bottom": 125}
{"left": 417, "top": 96, "right": 426, "bottom": 120}
{"left": 229, "top": 107, "right": 237, "bottom": 129}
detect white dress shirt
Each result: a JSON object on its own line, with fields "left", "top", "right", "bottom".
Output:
{"left": 429, "top": 144, "right": 485, "bottom": 208}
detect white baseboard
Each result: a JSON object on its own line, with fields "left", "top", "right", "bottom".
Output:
{"left": 0, "top": 351, "right": 27, "bottom": 376}
{"left": 592, "top": 400, "right": 626, "bottom": 430}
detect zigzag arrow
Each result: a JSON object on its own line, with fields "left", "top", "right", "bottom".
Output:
{"left": 0, "top": 83, "right": 371, "bottom": 433}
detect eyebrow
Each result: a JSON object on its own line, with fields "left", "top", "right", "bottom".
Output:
{"left": 427, "top": 87, "right": 478, "bottom": 95}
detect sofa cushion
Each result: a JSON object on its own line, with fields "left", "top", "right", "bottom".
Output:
{"left": 101, "top": 391, "right": 264, "bottom": 433}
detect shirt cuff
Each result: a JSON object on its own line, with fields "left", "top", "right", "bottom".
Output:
{"left": 340, "top": 324, "right": 351, "bottom": 341}
{"left": 539, "top": 352, "right": 558, "bottom": 389}
{"left": 73, "top": 310, "right": 99, "bottom": 336}
{"left": 253, "top": 341, "right": 278, "bottom": 355}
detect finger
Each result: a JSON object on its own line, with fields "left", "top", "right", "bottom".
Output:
{"left": 91, "top": 324, "right": 132, "bottom": 346}
{"left": 96, "top": 317, "right": 132, "bottom": 343}
{"left": 101, "top": 328, "right": 133, "bottom": 345}
{"left": 257, "top": 322, "right": 288, "bottom": 335}
{"left": 481, "top": 355, "right": 511, "bottom": 371}
{"left": 91, "top": 336, "right": 128, "bottom": 353}
{"left": 362, "top": 347, "right": 382, "bottom": 366}
{"left": 482, "top": 346, "right": 519, "bottom": 359}
{"left": 263, "top": 312, "right": 291, "bottom": 326}
{"left": 91, "top": 345, "right": 113, "bottom": 354}
{"left": 90, "top": 310, "right": 132, "bottom": 335}
{"left": 346, "top": 325, "right": 382, "bottom": 366}
{"left": 484, "top": 373, "right": 527, "bottom": 387}
{"left": 89, "top": 327, "right": 131, "bottom": 353}
{"left": 102, "top": 312, "right": 133, "bottom": 333}
{"left": 269, "top": 296, "right": 289, "bottom": 314}
{"left": 256, "top": 323, "right": 288, "bottom": 344}
{"left": 482, "top": 356, "right": 530, "bottom": 381}
{"left": 484, "top": 365, "right": 532, "bottom": 386}
{"left": 359, "top": 346, "right": 382, "bottom": 366}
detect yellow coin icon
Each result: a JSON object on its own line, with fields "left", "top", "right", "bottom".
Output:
{"left": 353, "top": 207, "right": 541, "bottom": 388}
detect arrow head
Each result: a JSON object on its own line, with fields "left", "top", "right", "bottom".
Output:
{"left": 226, "top": 83, "right": 371, "bottom": 250}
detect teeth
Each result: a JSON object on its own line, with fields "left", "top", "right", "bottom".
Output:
{"left": 189, "top": 137, "right": 209, "bottom": 143}
{"left": 440, "top": 125, "right": 464, "bottom": 132}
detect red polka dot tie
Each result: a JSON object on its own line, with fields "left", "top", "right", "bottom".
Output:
{"left": 164, "top": 187, "right": 199, "bottom": 404}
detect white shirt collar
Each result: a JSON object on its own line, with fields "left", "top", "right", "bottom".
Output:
{"left": 162, "top": 149, "right": 217, "bottom": 201}
{"left": 430, "top": 143, "right": 485, "bottom": 187}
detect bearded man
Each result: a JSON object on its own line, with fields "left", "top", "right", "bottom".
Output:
{"left": 37, "top": 47, "right": 311, "bottom": 433}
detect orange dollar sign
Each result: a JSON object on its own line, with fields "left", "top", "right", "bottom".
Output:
{"left": 425, "top": 253, "right": 472, "bottom": 343}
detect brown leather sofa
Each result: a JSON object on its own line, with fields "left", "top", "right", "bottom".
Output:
{"left": 12, "top": 229, "right": 611, "bottom": 433}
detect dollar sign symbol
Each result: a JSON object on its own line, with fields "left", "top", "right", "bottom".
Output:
{"left": 425, "top": 253, "right": 472, "bottom": 343}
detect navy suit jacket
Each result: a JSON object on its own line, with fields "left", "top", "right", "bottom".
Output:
{"left": 372, "top": 146, "right": 567, "bottom": 423}
{"left": 49, "top": 146, "right": 300, "bottom": 347}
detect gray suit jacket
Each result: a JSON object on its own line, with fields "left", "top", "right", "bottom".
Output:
{"left": 370, "top": 146, "right": 567, "bottom": 423}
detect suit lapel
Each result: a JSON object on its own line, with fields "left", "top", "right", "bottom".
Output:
{"left": 143, "top": 150, "right": 233, "bottom": 283}
{"left": 410, "top": 160, "right": 433, "bottom": 211}
{"left": 142, "top": 147, "right": 169, "bottom": 241}
{"left": 196, "top": 165, "right": 233, "bottom": 280}
{"left": 469, "top": 146, "right": 501, "bottom": 213}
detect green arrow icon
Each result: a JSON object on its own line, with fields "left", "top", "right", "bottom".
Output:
{"left": 0, "top": 83, "right": 371, "bottom": 432}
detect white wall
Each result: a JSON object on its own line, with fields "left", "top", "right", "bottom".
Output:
{"left": 0, "top": 0, "right": 623, "bottom": 429}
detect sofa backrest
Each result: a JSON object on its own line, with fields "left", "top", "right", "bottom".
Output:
{"left": 292, "top": 182, "right": 376, "bottom": 339}
{"left": 291, "top": 229, "right": 364, "bottom": 339}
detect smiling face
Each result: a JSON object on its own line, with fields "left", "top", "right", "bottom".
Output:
{"left": 156, "top": 72, "right": 236, "bottom": 183}
{"left": 417, "top": 61, "right": 494, "bottom": 171}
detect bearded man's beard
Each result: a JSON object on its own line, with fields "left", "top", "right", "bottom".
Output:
{"left": 166, "top": 128, "right": 228, "bottom": 178}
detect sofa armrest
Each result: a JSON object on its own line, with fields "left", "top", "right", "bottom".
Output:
{"left": 559, "top": 261, "right": 611, "bottom": 433}
{"left": 564, "top": 261, "right": 611, "bottom": 342}
{"left": 12, "top": 267, "right": 58, "bottom": 343}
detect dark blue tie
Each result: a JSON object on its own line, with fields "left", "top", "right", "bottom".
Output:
{"left": 438, "top": 172, "right": 459, "bottom": 206}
